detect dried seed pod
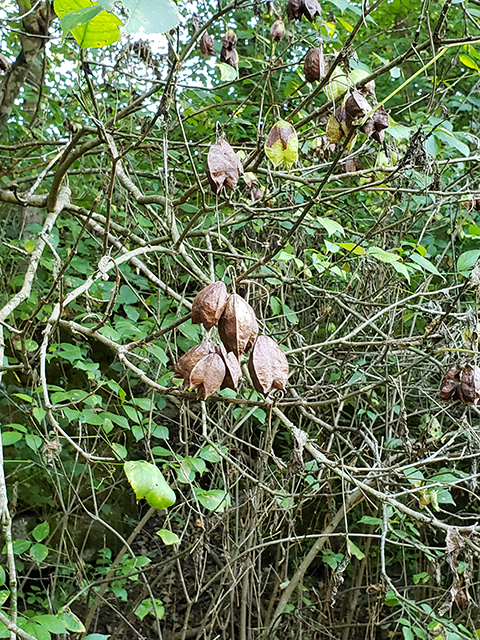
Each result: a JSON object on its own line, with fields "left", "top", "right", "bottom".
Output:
{"left": 361, "top": 106, "right": 389, "bottom": 142}
{"left": 344, "top": 157, "right": 363, "bottom": 173}
{"left": 326, "top": 113, "right": 344, "bottom": 144}
{"left": 371, "top": 106, "right": 389, "bottom": 142}
{"left": 304, "top": 47, "right": 325, "bottom": 83}
{"left": 221, "top": 28, "right": 237, "bottom": 50}
{"left": 220, "top": 46, "right": 239, "bottom": 70}
{"left": 264, "top": 120, "right": 298, "bottom": 170}
{"left": 345, "top": 90, "right": 371, "bottom": 122}
{"left": 440, "top": 362, "right": 480, "bottom": 405}
{"left": 303, "top": 0, "right": 321, "bottom": 21}
{"left": 286, "top": 0, "right": 303, "bottom": 20}
{"left": 217, "top": 344, "right": 243, "bottom": 391}
{"left": 174, "top": 342, "right": 215, "bottom": 387}
{"left": 207, "top": 137, "right": 244, "bottom": 193}
{"left": 191, "top": 281, "right": 228, "bottom": 330}
{"left": 248, "top": 335, "right": 289, "bottom": 396}
{"left": 190, "top": 352, "right": 226, "bottom": 400}
{"left": 270, "top": 20, "right": 285, "bottom": 42}
{"left": 0, "top": 53, "right": 11, "bottom": 73}
{"left": 458, "top": 364, "right": 480, "bottom": 404}
{"left": 218, "top": 293, "right": 258, "bottom": 358}
{"left": 200, "top": 31, "right": 215, "bottom": 56}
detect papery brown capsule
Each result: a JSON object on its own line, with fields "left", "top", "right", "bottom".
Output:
{"left": 440, "top": 362, "right": 480, "bottom": 405}
{"left": 326, "top": 107, "right": 350, "bottom": 144}
{"left": 191, "top": 281, "right": 228, "bottom": 330}
{"left": 174, "top": 342, "right": 215, "bottom": 388}
{"left": 371, "top": 106, "right": 389, "bottom": 142}
{"left": 220, "top": 46, "right": 239, "bottom": 70}
{"left": 190, "top": 352, "right": 226, "bottom": 400}
{"left": 200, "top": 31, "right": 215, "bottom": 56}
{"left": 303, "top": 0, "right": 321, "bottom": 21}
{"left": 221, "top": 28, "right": 237, "bottom": 50}
{"left": 345, "top": 90, "right": 371, "bottom": 122}
{"left": 361, "top": 106, "right": 389, "bottom": 143}
{"left": 218, "top": 294, "right": 258, "bottom": 358}
{"left": 207, "top": 138, "right": 244, "bottom": 193}
{"left": 270, "top": 20, "right": 285, "bottom": 42}
{"left": 248, "top": 335, "right": 289, "bottom": 396}
{"left": 217, "top": 344, "right": 243, "bottom": 391}
{"left": 458, "top": 363, "right": 480, "bottom": 404}
{"left": 304, "top": 46, "right": 325, "bottom": 83}
{"left": 344, "top": 157, "right": 363, "bottom": 173}
{"left": 286, "top": 0, "right": 303, "bottom": 20}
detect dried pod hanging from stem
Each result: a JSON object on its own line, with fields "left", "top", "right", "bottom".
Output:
{"left": 304, "top": 46, "right": 325, "bottom": 83}
{"left": 248, "top": 335, "right": 289, "bottom": 396}
{"left": 207, "top": 137, "right": 244, "bottom": 193}
{"left": 173, "top": 342, "right": 215, "bottom": 388}
{"left": 190, "top": 352, "right": 226, "bottom": 400}
{"left": 218, "top": 293, "right": 258, "bottom": 358}
{"left": 191, "top": 281, "right": 228, "bottom": 330}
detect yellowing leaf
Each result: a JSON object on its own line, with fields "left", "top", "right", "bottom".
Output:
{"left": 459, "top": 53, "right": 479, "bottom": 71}
{"left": 323, "top": 69, "right": 349, "bottom": 101}
{"left": 124, "top": 460, "right": 176, "bottom": 509}
{"left": 54, "top": 0, "right": 122, "bottom": 48}
{"left": 264, "top": 120, "right": 298, "bottom": 170}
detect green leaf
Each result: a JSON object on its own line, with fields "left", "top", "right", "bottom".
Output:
{"left": 124, "top": 460, "right": 176, "bottom": 509}
{"left": 54, "top": 0, "right": 122, "bottom": 48}
{"left": 0, "top": 591, "right": 9, "bottom": 607}
{"left": 459, "top": 53, "right": 479, "bottom": 70}
{"left": 369, "top": 246, "right": 400, "bottom": 263}
{"left": 2, "top": 432, "right": 23, "bottom": 446}
{"left": 200, "top": 444, "right": 224, "bottom": 463}
{"left": 408, "top": 253, "right": 441, "bottom": 276}
{"left": 32, "top": 521, "right": 50, "bottom": 542}
{"left": 358, "top": 515, "right": 382, "bottom": 526}
{"left": 391, "top": 260, "right": 410, "bottom": 282}
{"left": 402, "top": 626, "right": 415, "bottom": 640}
{"left": 384, "top": 590, "right": 400, "bottom": 606}
{"left": 83, "top": 635, "right": 111, "bottom": 640}
{"left": 60, "top": 4, "right": 103, "bottom": 32}
{"left": 32, "top": 615, "right": 68, "bottom": 635}
{"left": 134, "top": 598, "right": 165, "bottom": 621}
{"left": 216, "top": 62, "right": 238, "bottom": 82}
{"left": 30, "top": 543, "right": 49, "bottom": 563}
{"left": 111, "top": 443, "right": 128, "bottom": 459}
{"left": 11, "top": 539, "right": 31, "bottom": 554}
{"left": 348, "top": 539, "right": 365, "bottom": 559}
{"left": 156, "top": 529, "right": 180, "bottom": 545}
{"left": 339, "top": 243, "right": 364, "bottom": 255}
{"left": 121, "top": 0, "right": 179, "bottom": 34}
{"left": 58, "top": 610, "right": 86, "bottom": 633}
{"left": 316, "top": 217, "right": 344, "bottom": 237}
{"left": 457, "top": 250, "right": 480, "bottom": 274}
{"left": 195, "top": 489, "right": 231, "bottom": 512}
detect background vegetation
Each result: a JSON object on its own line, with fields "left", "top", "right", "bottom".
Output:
{"left": 1, "top": 0, "right": 480, "bottom": 637}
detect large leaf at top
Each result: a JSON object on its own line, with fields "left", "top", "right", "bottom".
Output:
{"left": 120, "top": 0, "right": 179, "bottom": 34}
{"left": 124, "top": 460, "right": 176, "bottom": 509}
{"left": 54, "top": 0, "right": 122, "bottom": 48}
